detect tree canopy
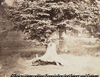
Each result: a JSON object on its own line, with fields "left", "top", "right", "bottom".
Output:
{"left": 3, "top": 0, "right": 100, "bottom": 44}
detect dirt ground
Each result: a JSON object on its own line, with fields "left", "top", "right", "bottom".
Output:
{"left": 0, "top": 46, "right": 100, "bottom": 77}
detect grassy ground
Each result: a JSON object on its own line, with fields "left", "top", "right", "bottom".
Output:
{"left": 0, "top": 49, "right": 100, "bottom": 77}
{"left": 0, "top": 36, "right": 100, "bottom": 77}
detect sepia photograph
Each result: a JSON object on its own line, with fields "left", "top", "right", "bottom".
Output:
{"left": 0, "top": 0, "right": 100, "bottom": 77}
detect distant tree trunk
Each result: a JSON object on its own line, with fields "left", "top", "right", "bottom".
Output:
{"left": 59, "top": 29, "right": 67, "bottom": 53}
{"left": 59, "top": 29, "right": 64, "bottom": 53}
{"left": 32, "top": 41, "right": 68, "bottom": 66}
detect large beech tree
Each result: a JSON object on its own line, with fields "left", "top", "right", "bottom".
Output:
{"left": 3, "top": 0, "right": 100, "bottom": 66}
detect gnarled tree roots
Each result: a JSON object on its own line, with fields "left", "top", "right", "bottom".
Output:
{"left": 32, "top": 42, "right": 68, "bottom": 66}
{"left": 32, "top": 57, "right": 68, "bottom": 66}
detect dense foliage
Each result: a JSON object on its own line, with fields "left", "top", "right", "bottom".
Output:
{"left": 3, "top": 0, "right": 100, "bottom": 44}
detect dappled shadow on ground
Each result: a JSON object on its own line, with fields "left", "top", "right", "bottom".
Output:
{"left": 0, "top": 48, "right": 46, "bottom": 77}
{"left": 0, "top": 36, "right": 100, "bottom": 77}
{"left": 0, "top": 54, "right": 23, "bottom": 77}
{"left": 0, "top": 48, "right": 100, "bottom": 77}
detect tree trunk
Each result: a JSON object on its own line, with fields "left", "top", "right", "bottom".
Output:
{"left": 32, "top": 41, "right": 68, "bottom": 66}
